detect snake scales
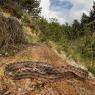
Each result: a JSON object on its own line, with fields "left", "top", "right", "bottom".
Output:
{"left": 5, "top": 61, "right": 89, "bottom": 80}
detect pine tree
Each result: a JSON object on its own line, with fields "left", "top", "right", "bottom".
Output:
{"left": 81, "top": 13, "right": 89, "bottom": 25}
{"left": 89, "top": 2, "right": 95, "bottom": 22}
{"left": 71, "top": 19, "right": 81, "bottom": 39}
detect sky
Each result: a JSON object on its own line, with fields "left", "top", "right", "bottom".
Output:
{"left": 40, "top": 0, "right": 94, "bottom": 24}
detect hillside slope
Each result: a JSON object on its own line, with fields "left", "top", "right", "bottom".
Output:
{"left": 0, "top": 43, "right": 95, "bottom": 95}
{"left": 0, "top": 10, "right": 94, "bottom": 95}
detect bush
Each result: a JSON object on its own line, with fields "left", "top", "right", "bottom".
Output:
{"left": 0, "top": 14, "right": 25, "bottom": 56}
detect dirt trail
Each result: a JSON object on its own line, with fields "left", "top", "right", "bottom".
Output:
{"left": 0, "top": 43, "right": 67, "bottom": 66}
{"left": 0, "top": 43, "right": 95, "bottom": 95}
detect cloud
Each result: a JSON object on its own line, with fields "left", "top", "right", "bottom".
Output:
{"left": 40, "top": 0, "right": 94, "bottom": 24}
{"left": 50, "top": 0, "right": 74, "bottom": 11}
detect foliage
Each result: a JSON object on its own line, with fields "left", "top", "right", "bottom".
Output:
{"left": 0, "top": 15, "right": 25, "bottom": 56}
{"left": 0, "top": 0, "right": 95, "bottom": 74}
{"left": 35, "top": 2, "right": 95, "bottom": 74}
{"left": 19, "top": 0, "right": 41, "bottom": 18}
{"left": 81, "top": 13, "right": 89, "bottom": 25}
{"left": 0, "top": 0, "right": 41, "bottom": 18}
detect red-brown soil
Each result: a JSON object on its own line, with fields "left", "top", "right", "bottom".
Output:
{"left": 0, "top": 43, "right": 94, "bottom": 95}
